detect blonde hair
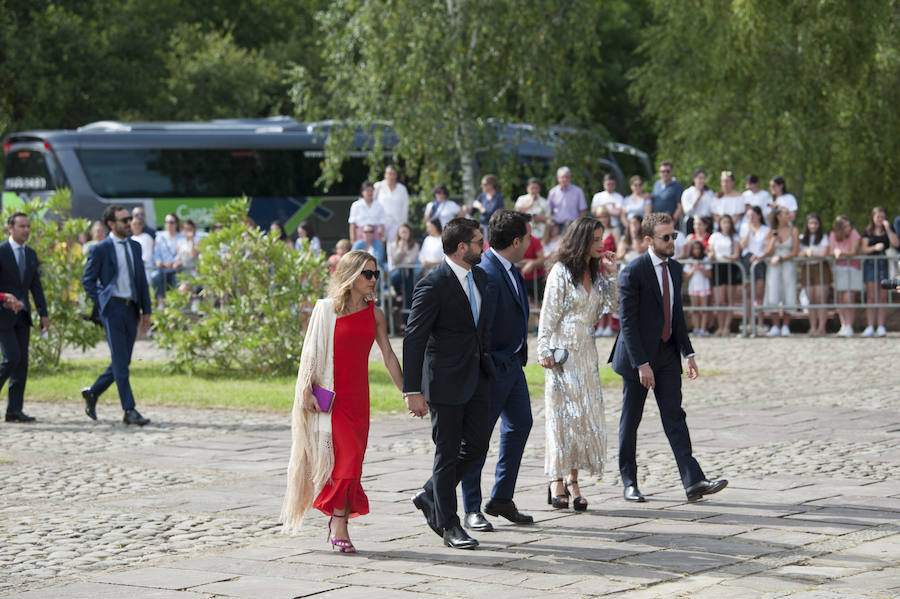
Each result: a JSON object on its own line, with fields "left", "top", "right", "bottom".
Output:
{"left": 328, "top": 250, "right": 377, "bottom": 314}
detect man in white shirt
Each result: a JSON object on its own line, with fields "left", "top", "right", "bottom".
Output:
{"left": 373, "top": 165, "right": 409, "bottom": 244}
{"left": 591, "top": 173, "right": 623, "bottom": 231}
{"left": 515, "top": 178, "right": 551, "bottom": 241}
{"left": 741, "top": 174, "right": 772, "bottom": 229}
{"left": 348, "top": 180, "right": 386, "bottom": 241}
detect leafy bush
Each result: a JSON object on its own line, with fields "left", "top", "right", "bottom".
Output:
{"left": 152, "top": 198, "right": 327, "bottom": 375}
{"left": 1, "top": 189, "right": 105, "bottom": 369}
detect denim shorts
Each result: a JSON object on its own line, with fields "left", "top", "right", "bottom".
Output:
{"left": 862, "top": 257, "right": 888, "bottom": 282}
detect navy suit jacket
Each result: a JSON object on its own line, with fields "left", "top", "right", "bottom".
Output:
{"left": 0, "top": 241, "right": 48, "bottom": 329}
{"left": 82, "top": 236, "right": 152, "bottom": 317}
{"left": 481, "top": 249, "right": 529, "bottom": 375}
{"left": 609, "top": 251, "right": 693, "bottom": 379}
{"left": 403, "top": 260, "right": 494, "bottom": 405}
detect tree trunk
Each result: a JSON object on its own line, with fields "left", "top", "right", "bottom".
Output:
{"left": 458, "top": 121, "right": 477, "bottom": 206}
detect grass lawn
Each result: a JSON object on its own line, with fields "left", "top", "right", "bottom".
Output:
{"left": 26, "top": 360, "right": 627, "bottom": 414}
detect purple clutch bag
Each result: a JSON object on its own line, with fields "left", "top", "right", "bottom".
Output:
{"left": 311, "top": 384, "right": 335, "bottom": 413}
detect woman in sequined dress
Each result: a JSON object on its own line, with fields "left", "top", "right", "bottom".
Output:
{"left": 537, "top": 217, "right": 619, "bottom": 511}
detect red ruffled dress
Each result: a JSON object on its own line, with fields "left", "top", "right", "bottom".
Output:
{"left": 313, "top": 301, "right": 375, "bottom": 518}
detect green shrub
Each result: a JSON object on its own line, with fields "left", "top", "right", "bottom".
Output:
{"left": 152, "top": 198, "right": 327, "bottom": 375}
{"left": 2, "top": 189, "right": 105, "bottom": 370}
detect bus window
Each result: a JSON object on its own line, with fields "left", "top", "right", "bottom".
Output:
{"left": 4, "top": 150, "right": 54, "bottom": 192}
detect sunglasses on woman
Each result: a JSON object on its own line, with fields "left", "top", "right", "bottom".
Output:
{"left": 360, "top": 269, "right": 380, "bottom": 281}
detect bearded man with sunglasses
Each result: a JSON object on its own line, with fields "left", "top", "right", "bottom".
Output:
{"left": 609, "top": 212, "right": 727, "bottom": 503}
{"left": 81, "top": 205, "right": 153, "bottom": 426}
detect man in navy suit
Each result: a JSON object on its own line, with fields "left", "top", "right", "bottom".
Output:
{"left": 460, "top": 210, "right": 534, "bottom": 532}
{"left": 610, "top": 212, "right": 727, "bottom": 503}
{"left": 0, "top": 213, "right": 49, "bottom": 422}
{"left": 403, "top": 217, "right": 495, "bottom": 550}
{"left": 81, "top": 205, "right": 153, "bottom": 426}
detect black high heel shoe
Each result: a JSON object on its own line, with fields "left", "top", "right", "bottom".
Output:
{"left": 566, "top": 478, "right": 588, "bottom": 512}
{"left": 547, "top": 479, "right": 569, "bottom": 509}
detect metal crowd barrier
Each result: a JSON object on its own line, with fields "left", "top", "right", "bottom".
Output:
{"left": 749, "top": 254, "right": 899, "bottom": 337}
{"left": 379, "top": 255, "right": 899, "bottom": 338}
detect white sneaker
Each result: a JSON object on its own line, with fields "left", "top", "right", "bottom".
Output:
{"left": 781, "top": 325, "right": 791, "bottom": 337}
{"left": 767, "top": 326, "right": 781, "bottom": 337}
{"left": 836, "top": 325, "right": 853, "bottom": 337}
{"left": 875, "top": 325, "right": 887, "bottom": 337}
{"left": 602, "top": 326, "right": 615, "bottom": 337}
{"left": 861, "top": 326, "right": 875, "bottom": 338}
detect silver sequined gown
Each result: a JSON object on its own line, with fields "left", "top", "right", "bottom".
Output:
{"left": 537, "top": 262, "right": 619, "bottom": 478}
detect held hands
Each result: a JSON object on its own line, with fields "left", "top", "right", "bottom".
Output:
{"left": 404, "top": 393, "right": 428, "bottom": 418}
{"left": 2, "top": 294, "right": 24, "bottom": 313}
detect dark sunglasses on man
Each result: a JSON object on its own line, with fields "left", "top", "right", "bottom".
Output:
{"left": 654, "top": 232, "right": 679, "bottom": 242}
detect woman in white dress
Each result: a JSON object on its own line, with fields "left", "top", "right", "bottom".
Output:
{"left": 537, "top": 216, "right": 618, "bottom": 512}
{"left": 763, "top": 207, "right": 799, "bottom": 336}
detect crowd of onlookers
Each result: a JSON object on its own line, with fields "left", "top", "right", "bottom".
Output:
{"left": 335, "top": 162, "right": 900, "bottom": 338}
{"left": 78, "top": 161, "right": 898, "bottom": 338}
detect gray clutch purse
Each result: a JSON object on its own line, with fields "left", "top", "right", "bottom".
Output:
{"left": 551, "top": 348, "right": 569, "bottom": 365}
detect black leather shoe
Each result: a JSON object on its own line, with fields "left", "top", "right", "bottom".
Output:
{"left": 412, "top": 490, "right": 443, "bottom": 538}
{"left": 443, "top": 524, "right": 478, "bottom": 550}
{"left": 5, "top": 411, "right": 35, "bottom": 423}
{"left": 464, "top": 511, "right": 494, "bottom": 532}
{"left": 623, "top": 485, "right": 646, "bottom": 502}
{"left": 484, "top": 498, "right": 534, "bottom": 524}
{"left": 685, "top": 478, "right": 728, "bottom": 502}
{"left": 123, "top": 409, "right": 150, "bottom": 426}
{"left": 82, "top": 387, "right": 98, "bottom": 420}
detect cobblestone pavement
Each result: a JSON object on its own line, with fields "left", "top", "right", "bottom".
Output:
{"left": 1, "top": 335, "right": 898, "bottom": 598}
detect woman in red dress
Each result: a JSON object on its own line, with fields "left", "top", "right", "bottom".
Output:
{"left": 282, "top": 250, "right": 403, "bottom": 553}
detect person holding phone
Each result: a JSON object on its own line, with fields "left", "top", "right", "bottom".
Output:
{"left": 281, "top": 250, "right": 404, "bottom": 553}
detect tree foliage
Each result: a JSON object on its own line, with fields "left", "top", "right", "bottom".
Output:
{"left": 151, "top": 199, "right": 326, "bottom": 375}
{"left": 293, "top": 0, "right": 647, "bottom": 204}
{"left": 630, "top": 0, "right": 900, "bottom": 225}
{"left": 1, "top": 189, "right": 105, "bottom": 370}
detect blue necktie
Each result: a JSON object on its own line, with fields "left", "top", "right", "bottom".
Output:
{"left": 119, "top": 241, "right": 139, "bottom": 303}
{"left": 15, "top": 246, "right": 25, "bottom": 282}
{"left": 466, "top": 271, "right": 479, "bottom": 324}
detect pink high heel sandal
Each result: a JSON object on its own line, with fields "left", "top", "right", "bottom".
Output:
{"left": 327, "top": 513, "right": 356, "bottom": 553}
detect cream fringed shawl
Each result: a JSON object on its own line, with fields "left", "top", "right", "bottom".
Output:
{"left": 281, "top": 298, "right": 336, "bottom": 533}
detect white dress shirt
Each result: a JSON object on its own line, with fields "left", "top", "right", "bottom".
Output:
{"left": 111, "top": 234, "right": 135, "bottom": 300}
{"left": 646, "top": 247, "right": 694, "bottom": 360}
{"left": 444, "top": 256, "right": 481, "bottom": 317}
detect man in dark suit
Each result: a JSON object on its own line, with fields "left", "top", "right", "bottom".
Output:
{"left": 81, "top": 205, "right": 153, "bottom": 426}
{"left": 460, "top": 211, "right": 534, "bottom": 532}
{"left": 403, "top": 217, "right": 495, "bottom": 550}
{"left": 610, "top": 212, "right": 727, "bottom": 503}
{"left": 0, "top": 213, "right": 49, "bottom": 423}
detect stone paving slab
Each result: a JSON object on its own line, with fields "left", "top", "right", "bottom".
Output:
{"left": 2, "top": 336, "right": 899, "bottom": 597}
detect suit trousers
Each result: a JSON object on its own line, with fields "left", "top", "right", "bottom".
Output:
{"left": 91, "top": 300, "right": 139, "bottom": 411}
{"left": 461, "top": 366, "right": 532, "bottom": 512}
{"left": 618, "top": 339, "right": 704, "bottom": 489}
{"left": 423, "top": 375, "right": 491, "bottom": 530}
{"left": 0, "top": 313, "right": 32, "bottom": 414}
